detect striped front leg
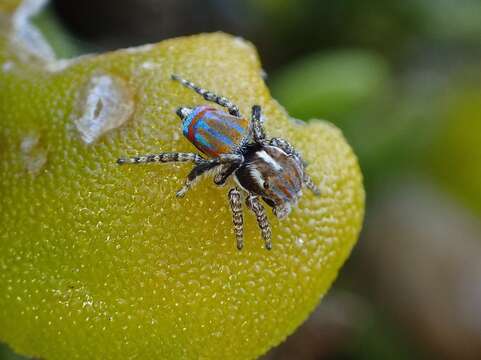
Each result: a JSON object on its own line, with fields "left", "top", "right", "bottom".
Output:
{"left": 117, "top": 152, "right": 204, "bottom": 165}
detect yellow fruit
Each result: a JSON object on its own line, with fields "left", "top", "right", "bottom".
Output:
{"left": 0, "top": 20, "right": 364, "bottom": 360}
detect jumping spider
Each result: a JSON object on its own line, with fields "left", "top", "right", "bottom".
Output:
{"left": 117, "top": 75, "right": 320, "bottom": 250}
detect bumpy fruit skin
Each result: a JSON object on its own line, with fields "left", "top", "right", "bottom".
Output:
{"left": 0, "top": 29, "right": 364, "bottom": 359}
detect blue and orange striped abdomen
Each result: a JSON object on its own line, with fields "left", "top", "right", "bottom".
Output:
{"left": 182, "top": 106, "right": 250, "bottom": 157}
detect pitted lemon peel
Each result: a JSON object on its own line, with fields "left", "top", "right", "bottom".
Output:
{"left": 0, "top": 11, "right": 364, "bottom": 359}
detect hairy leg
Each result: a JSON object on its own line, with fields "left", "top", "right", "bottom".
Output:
{"left": 176, "top": 162, "right": 220, "bottom": 197}
{"left": 228, "top": 187, "right": 244, "bottom": 250}
{"left": 176, "top": 154, "right": 243, "bottom": 197}
{"left": 117, "top": 152, "right": 203, "bottom": 165}
{"left": 269, "top": 137, "right": 303, "bottom": 163}
{"left": 246, "top": 195, "right": 272, "bottom": 250}
{"left": 303, "top": 173, "right": 321, "bottom": 195}
{"left": 172, "top": 74, "right": 241, "bottom": 117}
{"left": 250, "top": 105, "right": 266, "bottom": 143}
{"left": 213, "top": 155, "right": 244, "bottom": 186}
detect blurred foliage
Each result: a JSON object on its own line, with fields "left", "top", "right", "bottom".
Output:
{"left": 249, "top": 0, "right": 481, "bottom": 63}
{"left": 271, "top": 50, "right": 390, "bottom": 121}
{"left": 428, "top": 86, "right": 481, "bottom": 216}
{"left": 349, "top": 314, "right": 422, "bottom": 360}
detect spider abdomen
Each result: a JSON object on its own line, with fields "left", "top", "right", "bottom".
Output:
{"left": 182, "top": 105, "right": 250, "bottom": 157}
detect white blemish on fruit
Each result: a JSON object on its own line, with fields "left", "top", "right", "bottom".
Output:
{"left": 74, "top": 73, "right": 135, "bottom": 144}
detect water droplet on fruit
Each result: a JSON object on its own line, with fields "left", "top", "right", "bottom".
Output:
{"left": 295, "top": 237, "right": 305, "bottom": 247}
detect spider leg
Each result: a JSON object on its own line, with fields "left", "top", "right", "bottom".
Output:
{"left": 214, "top": 163, "right": 240, "bottom": 186}
{"left": 246, "top": 195, "right": 272, "bottom": 250}
{"left": 250, "top": 105, "right": 267, "bottom": 143}
{"left": 213, "top": 155, "right": 244, "bottom": 186}
{"left": 171, "top": 74, "right": 241, "bottom": 117}
{"left": 117, "top": 152, "right": 203, "bottom": 165}
{"left": 176, "top": 161, "right": 219, "bottom": 198}
{"left": 176, "top": 154, "right": 243, "bottom": 197}
{"left": 303, "top": 173, "right": 321, "bottom": 195}
{"left": 228, "top": 187, "right": 244, "bottom": 250}
{"left": 269, "top": 137, "right": 303, "bottom": 162}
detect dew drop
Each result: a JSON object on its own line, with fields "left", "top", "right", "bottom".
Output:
{"left": 295, "top": 237, "right": 305, "bottom": 247}
{"left": 74, "top": 73, "right": 135, "bottom": 144}
{"left": 20, "top": 133, "right": 47, "bottom": 175}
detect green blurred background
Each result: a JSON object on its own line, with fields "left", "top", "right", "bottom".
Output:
{"left": 1, "top": 0, "right": 481, "bottom": 358}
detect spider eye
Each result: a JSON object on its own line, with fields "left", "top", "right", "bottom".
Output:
{"left": 263, "top": 181, "right": 269, "bottom": 190}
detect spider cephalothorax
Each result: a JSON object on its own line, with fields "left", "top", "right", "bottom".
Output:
{"left": 117, "top": 75, "right": 320, "bottom": 250}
